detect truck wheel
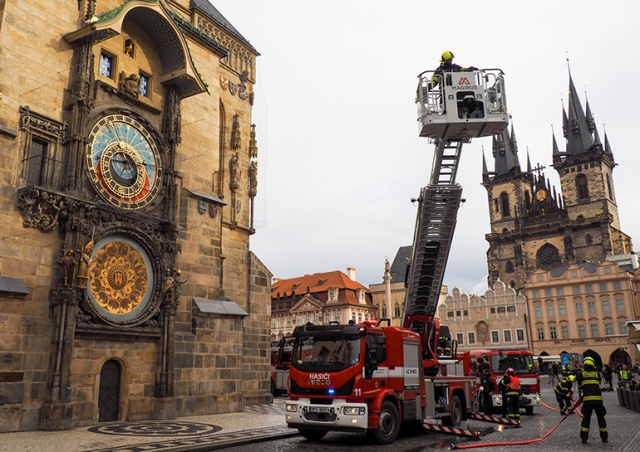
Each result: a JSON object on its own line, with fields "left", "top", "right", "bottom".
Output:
{"left": 298, "top": 429, "right": 327, "bottom": 441}
{"left": 371, "top": 401, "right": 400, "bottom": 445}
{"left": 443, "top": 395, "right": 463, "bottom": 427}
{"left": 525, "top": 406, "right": 534, "bottom": 415}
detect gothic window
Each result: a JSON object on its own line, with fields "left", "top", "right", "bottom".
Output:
{"left": 505, "top": 260, "right": 514, "bottom": 273}
{"left": 18, "top": 107, "right": 67, "bottom": 191}
{"left": 500, "top": 192, "right": 510, "bottom": 217}
{"left": 606, "top": 174, "right": 613, "bottom": 201}
{"left": 575, "top": 174, "right": 589, "bottom": 201}
{"left": 394, "top": 303, "right": 401, "bottom": 317}
{"left": 536, "top": 243, "right": 561, "bottom": 270}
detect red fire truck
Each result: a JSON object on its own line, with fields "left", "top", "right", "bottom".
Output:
{"left": 469, "top": 348, "right": 541, "bottom": 414}
{"left": 284, "top": 68, "right": 510, "bottom": 445}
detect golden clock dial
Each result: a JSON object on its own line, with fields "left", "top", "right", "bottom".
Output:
{"left": 87, "top": 114, "right": 162, "bottom": 209}
{"left": 535, "top": 189, "right": 547, "bottom": 201}
{"left": 86, "top": 236, "right": 155, "bottom": 325}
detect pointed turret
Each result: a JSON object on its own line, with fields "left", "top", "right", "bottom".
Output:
{"left": 585, "top": 98, "right": 596, "bottom": 133}
{"left": 565, "top": 75, "right": 595, "bottom": 155}
{"left": 604, "top": 132, "right": 613, "bottom": 156}
{"left": 493, "top": 125, "right": 521, "bottom": 176}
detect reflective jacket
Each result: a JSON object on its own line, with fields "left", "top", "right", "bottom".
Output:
{"left": 431, "top": 62, "right": 477, "bottom": 87}
{"left": 554, "top": 379, "right": 573, "bottom": 397}
{"left": 500, "top": 375, "right": 521, "bottom": 396}
{"left": 576, "top": 367, "right": 603, "bottom": 404}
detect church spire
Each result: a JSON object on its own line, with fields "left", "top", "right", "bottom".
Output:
{"left": 565, "top": 75, "right": 595, "bottom": 155}
{"left": 492, "top": 124, "right": 521, "bottom": 176}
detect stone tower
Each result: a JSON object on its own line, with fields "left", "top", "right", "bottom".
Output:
{"left": 0, "top": 0, "right": 272, "bottom": 432}
{"left": 483, "top": 74, "right": 632, "bottom": 290}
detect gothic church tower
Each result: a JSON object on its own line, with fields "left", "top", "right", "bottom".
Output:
{"left": 484, "top": 74, "right": 632, "bottom": 290}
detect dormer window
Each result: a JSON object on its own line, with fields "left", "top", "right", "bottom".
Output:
{"left": 328, "top": 288, "right": 338, "bottom": 302}
{"left": 357, "top": 289, "right": 365, "bottom": 304}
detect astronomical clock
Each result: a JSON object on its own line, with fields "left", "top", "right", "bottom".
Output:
{"left": 86, "top": 114, "right": 163, "bottom": 210}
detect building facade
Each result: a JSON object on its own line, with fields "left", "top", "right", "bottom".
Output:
{"left": 483, "top": 75, "right": 633, "bottom": 292}
{"left": 525, "top": 261, "right": 639, "bottom": 367}
{"left": 271, "top": 268, "right": 377, "bottom": 340}
{"left": 437, "top": 281, "right": 530, "bottom": 351}
{"left": 0, "top": 0, "right": 272, "bottom": 432}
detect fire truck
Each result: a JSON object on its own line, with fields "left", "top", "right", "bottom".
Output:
{"left": 284, "top": 67, "right": 509, "bottom": 444}
{"left": 469, "top": 348, "right": 541, "bottom": 415}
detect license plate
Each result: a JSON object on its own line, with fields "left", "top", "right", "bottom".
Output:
{"left": 308, "top": 406, "right": 330, "bottom": 413}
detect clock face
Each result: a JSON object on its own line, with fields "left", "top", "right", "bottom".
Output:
{"left": 87, "top": 114, "right": 162, "bottom": 209}
{"left": 535, "top": 189, "right": 547, "bottom": 202}
{"left": 86, "top": 235, "right": 155, "bottom": 325}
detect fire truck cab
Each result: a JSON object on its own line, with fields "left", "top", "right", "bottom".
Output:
{"left": 469, "top": 348, "right": 541, "bottom": 415}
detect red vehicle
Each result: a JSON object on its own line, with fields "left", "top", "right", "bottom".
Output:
{"left": 284, "top": 69, "right": 510, "bottom": 444}
{"left": 469, "top": 349, "right": 541, "bottom": 414}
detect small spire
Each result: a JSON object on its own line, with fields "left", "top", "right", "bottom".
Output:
{"left": 585, "top": 96, "right": 595, "bottom": 133}
{"left": 552, "top": 132, "right": 560, "bottom": 155}
{"left": 604, "top": 131, "right": 613, "bottom": 156}
{"left": 526, "top": 148, "right": 532, "bottom": 174}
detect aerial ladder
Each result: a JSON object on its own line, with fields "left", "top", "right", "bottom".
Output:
{"left": 403, "top": 68, "right": 509, "bottom": 371}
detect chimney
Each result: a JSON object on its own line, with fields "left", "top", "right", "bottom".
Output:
{"left": 347, "top": 267, "right": 356, "bottom": 281}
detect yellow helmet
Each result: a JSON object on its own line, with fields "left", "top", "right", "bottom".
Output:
{"left": 441, "top": 50, "right": 455, "bottom": 63}
{"left": 568, "top": 375, "right": 576, "bottom": 382}
{"left": 583, "top": 357, "right": 595, "bottom": 367}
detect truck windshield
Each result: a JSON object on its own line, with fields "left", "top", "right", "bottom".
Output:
{"left": 292, "top": 335, "right": 361, "bottom": 372}
{"left": 491, "top": 354, "right": 536, "bottom": 375}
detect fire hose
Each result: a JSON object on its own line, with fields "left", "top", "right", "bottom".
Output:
{"left": 450, "top": 397, "right": 583, "bottom": 450}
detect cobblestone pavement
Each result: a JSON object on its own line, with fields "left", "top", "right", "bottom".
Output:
{"left": 1, "top": 377, "right": 639, "bottom": 452}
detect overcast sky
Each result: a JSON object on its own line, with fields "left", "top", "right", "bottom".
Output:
{"left": 212, "top": 0, "right": 639, "bottom": 292}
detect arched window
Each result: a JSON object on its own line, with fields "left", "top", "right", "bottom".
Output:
{"left": 576, "top": 174, "right": 589, "bottom": 201}
{"left": 536, "top": 243, "right": 561, "bottom": 270}
{"left": 500, "top": 193, "right": 510, "bottom": 217}
{"left": 394, "top": 303, "right": 401, "bottom": 317}
{"left": 505, "top": 260, "right": 514, "bottom": 273}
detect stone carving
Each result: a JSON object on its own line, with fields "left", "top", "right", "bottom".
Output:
{"left": 248, "top": 160, "right": 258, "bottom": 197}
{"left": 17, "top": 188, "right": 67, "bottom": 232}
{"left": 76, "top": 241, "right": 94, "bottom": 288}
{"left": 120, "top": 72, "right": 140, "bottom": 98}
{"left": 229, "top": 152, "right": 240, "bottom": 192}
{"left": 58, "top": 250, "right": 77, "bottom": 287}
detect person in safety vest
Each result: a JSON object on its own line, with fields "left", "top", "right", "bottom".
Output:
{"left": 618, "top": 364, "right": 632, "bottom": 389}
{"left": 555, "top": 374, "right": 575, "bottom": 415}
{"left": 430, "top": 50, "right": 477, "bottom": 89}
{"left": 576, "top": 356, "right": 607, "bottom": 444}
{"left": 497, "top": 370, "right": 509, "bottom": 417}
{"left": 561, "top": 364, "right": 571, "bottom": 381}
{"left": 500, "top": 368, "right": 521, "bottom": 422}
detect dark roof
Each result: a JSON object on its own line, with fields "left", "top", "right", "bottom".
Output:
{"left": 190, "top": 0, "right": 258, "bottom": 53}
{"left": 390, "top": 246, "right": 412, "bottom": 283}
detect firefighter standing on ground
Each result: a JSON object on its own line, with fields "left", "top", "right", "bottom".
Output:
{"left": 499, "top": 368, "right": 521, "bottom": 421}
{"left": 554, "top": 375, "right": 575, "bottom": 415}
{"left": 576, "top": 356, "right": 608, "bottom": 444}
{"left": 480, "top": 368, "right": 494, "bottom": 415}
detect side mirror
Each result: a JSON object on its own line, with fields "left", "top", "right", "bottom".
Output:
{"left": 375, "top": 347, "right": 387, "bottom": 364}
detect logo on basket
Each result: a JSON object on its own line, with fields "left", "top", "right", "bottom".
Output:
{"left": 458, "top": 77, "right": 471, "bottom": 85}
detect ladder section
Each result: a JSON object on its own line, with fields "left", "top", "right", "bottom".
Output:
{"left": 403, "top": 140, "right": 464, "bottom": 318}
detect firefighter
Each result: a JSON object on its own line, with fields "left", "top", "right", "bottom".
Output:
{"left": 498, "top": 370, "right": 509, "bottom": 417}
{"left": 555, "top": 375, "right": 575, "bottom": 415}
{"left": 499, "top": 368, "right": 521, "bottom": 421}
{"left": 576, "top": 356, "right": 608, "bottom": 444}
{"left": 480, "top": 368, "right": 494, "bottom": 415}
{"left": 561, "top": 364, "right": 571, "bottom": 381}
{"left": 430, "top": 50, "right": 477, "bottom": 88}
{"left": 437, "top": 333, "right": 451, "bottom": 356}
{"left": 618, "top": 364, "right": 632, "bottom": 389}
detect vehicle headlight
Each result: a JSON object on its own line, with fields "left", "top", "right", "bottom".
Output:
{"left": 343, "top": 407, "right": 365, "bottom": 415}
{"left": 286, "top": 404, "right": 298, "bottom": 413}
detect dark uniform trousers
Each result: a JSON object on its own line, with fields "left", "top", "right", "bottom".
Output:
{"left": 580, "top": 403, "right": 607, "bottom": 442}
